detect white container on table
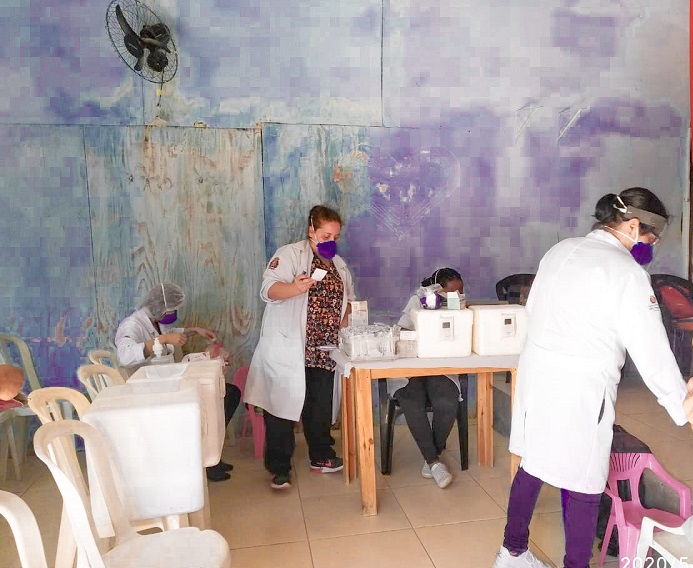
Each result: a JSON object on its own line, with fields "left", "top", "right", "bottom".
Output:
{"left": 411, "top": 308, "right": 473, "bottom": 358}
{"left": 470, "top": 304, "right": 527, "bottom": 355}
{"left": 82, "top": 379, "right": 204, "bottom": 533}
{"left": 129, "top": 359, "right": 226, "bottom": 467}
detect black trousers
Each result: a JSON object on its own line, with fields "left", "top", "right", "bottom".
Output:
{"left": 264, "top": 366, "right": 336, "bottom": 476}
{"left": 224, "top": 383, "right": 241, "bottom": 426}
{"left": 394, "top": 375, "right": 459, "bottom": 463}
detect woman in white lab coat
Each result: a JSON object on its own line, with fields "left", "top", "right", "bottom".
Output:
{"left": 492, "top": 188, "right": 693, "bottom": 568}
{"left": 391, "top": 267, "right": 464, "bottom": 489}
{"left": 244, "top": 205, "right": 356, "bottom": 490}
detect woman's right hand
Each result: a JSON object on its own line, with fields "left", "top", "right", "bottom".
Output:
{"left": 159, "top": 332, "right": 187, "bottom": 347}
{"left": 293, "top": 273, "right": 316, "bottom": 294}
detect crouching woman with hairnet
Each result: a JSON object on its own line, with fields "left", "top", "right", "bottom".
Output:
{"left": 115, "top": 281, "right": 240, "bottom": 482}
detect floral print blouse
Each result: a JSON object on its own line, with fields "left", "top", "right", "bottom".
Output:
{"left": 305, "top": 256, "right": 344, "bottom": 370}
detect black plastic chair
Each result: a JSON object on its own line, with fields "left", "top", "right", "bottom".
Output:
{"left": 378, "top": 375, "right": 469, "bottom": 475}
{"left": 650, "top": 274, "right": 693, "bottom": 376}
{"left": 495, "top": 273, "right": 536, "bottom": 305}
{"left": 496, "top": 274, "right": 535, "bottom": 382}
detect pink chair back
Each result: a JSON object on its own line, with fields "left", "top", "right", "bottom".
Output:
{"left": 607, "top": 452, "right": 691, "bottom": 515}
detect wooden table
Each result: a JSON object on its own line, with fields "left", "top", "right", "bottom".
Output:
{"left": 332, "top": 350, "right": 520, "bottom": 515}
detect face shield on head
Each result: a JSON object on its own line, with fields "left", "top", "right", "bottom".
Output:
{"left": 611, "top": 197, "right": 668, "bottom": 266}
{"left": 139, "top": 281, "right": 185, "bottom": 320}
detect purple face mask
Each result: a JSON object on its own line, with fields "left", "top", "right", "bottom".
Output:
{"left": 630, "top": 242, "right": 654, "bottom": 265}
{"left": 159, "top": 311, "right": 178, "bottom": 325}
{"left": 605, "top": 226, "right": 655, "bottom": 266}
{"left": 316, "top": 240, "right": 337, "bottom": 260}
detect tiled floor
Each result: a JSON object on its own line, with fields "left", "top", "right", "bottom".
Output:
{"left": 2, "top": 377, "right": 693, "bottom": 568}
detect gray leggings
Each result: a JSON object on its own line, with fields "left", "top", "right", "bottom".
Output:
{"left": 394, "top": 375, "right": 459, "bottom": 463}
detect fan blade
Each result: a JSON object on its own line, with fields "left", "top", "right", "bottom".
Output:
{"left": 134, "top": 53, "right": 146, "bottom": 72}
{"left": 141, "top": 37, "right": 171, "bottom": 53}
{"left": 115, "top": 5, "right": 138, "bottom": 38}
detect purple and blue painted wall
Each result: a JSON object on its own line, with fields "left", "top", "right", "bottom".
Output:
{"left": 0, "top": 0, "right": 688, "bottom": 387}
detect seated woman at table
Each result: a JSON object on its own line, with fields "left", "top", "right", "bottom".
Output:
{"left": 389, "top": 267, "right": 465, "bottom": 489}
{"left": 115, "top": 281, "right": 241, "bottom": 482}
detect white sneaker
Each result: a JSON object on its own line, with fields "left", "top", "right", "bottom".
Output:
{"left": 429, "top": 462, "right": 452, "bottom": 488}
{"left": 421, "top": 461, "right": 432, "bottom": 478}
{"left": 491, "top": 546, "right": 550, "bottom": 568}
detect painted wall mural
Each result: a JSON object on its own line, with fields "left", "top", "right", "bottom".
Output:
{"left": 0, "top": 0, "right": 689, "bottom": 386}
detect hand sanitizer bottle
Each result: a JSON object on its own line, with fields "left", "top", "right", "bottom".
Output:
{"left": 152, "top": 337, "right": 164, "bottom": 359}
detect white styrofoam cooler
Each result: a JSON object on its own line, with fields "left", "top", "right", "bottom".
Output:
{"left": 411, "top": 308, "right": 473, "bottom": 358}
{"left": 129, "top": 359, "right": 226, "bottom": 467}
{"left": 82, "top": 380, "right": 204, "bottom": 531}
{"left": 470, "top": 304, "right": 527, "bottom": 355}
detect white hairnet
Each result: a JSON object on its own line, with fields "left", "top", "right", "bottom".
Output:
{"left": 139, "top": 281, "right": 185, "bottom": 320}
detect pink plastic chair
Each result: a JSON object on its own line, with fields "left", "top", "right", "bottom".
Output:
{"left": 231, "top": 366, "right": 265, "bottom": 460}
{"left": 599, "top": 452, "right": 691, "bottom": 565}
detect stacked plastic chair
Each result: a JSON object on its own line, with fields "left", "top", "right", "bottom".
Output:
{"left": 599, "top": 452, "right": 691, "bottom": 565}
{"left": 34, "top": 419, "right": 232, "bottom": 568}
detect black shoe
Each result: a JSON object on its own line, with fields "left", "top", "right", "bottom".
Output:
{"left": 270, "top": 473, "right": 292, "bottom": 489}
{"left": 309, "top": 457, "right": 344, "bottom": 473}
{"left": 219, "top": 460, "right": 233, "bottom": 472}
{"left": 206, "top": 464, "right": 231, "bottom": 482}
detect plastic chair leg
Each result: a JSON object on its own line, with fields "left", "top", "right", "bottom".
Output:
{"left": 621, "top": 526, "right": 640, "bottom": 566}
{"left": 239, "top": 415, "right": 250, "bottom": 454}
{"left": 54, "top": 505, "right": 77, "bottom": 568}
{"left": 456, "top": 403, "right": 468, "bottom": 471}
{"left": 382, "top": 399, "right": 398, "bottom": 475}
{"left": 0, "top": 421, "right": 21, "bottom": 481}
{"left": 599, "top": 518, "right": 615, "bottom": 565}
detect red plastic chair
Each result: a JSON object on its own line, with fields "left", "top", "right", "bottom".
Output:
{"left": 651, "top": 274, "right": 693, "bottom": 376}
{"left": 599, "top": 452, "right": 691, "bottom": 565}
{"left": 231, "top": 366, "right": 265, "bottom": 460}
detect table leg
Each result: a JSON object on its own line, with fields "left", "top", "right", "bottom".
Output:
{"left": 354, "top": 368, "right": 377, "bottom": 516}
{"left": 509, "top": 368, "right": 520, "bottom": 480}
{"left": 341, "top": 373, "right": 356, "bottom": 484}
{"left": 477, "top": 372, "right": 493, "bottom": 467}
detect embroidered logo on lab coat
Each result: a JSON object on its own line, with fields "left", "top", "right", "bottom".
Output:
{"left": 650, "top": 295, "right": 657, "bottom": 304}
{"left": 268, "top": 257, "right": 279, "bottom": 270}
{"left": 648, "top": 295, "right": 660, "bottom": 311}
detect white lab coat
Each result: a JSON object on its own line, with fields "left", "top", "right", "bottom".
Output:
{"left": 387, "top": 294, "right": 462, "bottom": 398}
{"left": 244, "top": 240, "right": 356, "bottom": 421}
{"left": 114, "top": 308, "right": 181, "bottom": 376}
{"left": 509, "top": 230, "right": 688, "bottom": 494}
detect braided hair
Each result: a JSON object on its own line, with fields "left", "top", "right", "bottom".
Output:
{"left": 421, "top": 267, "right": 463, "bottom": 290}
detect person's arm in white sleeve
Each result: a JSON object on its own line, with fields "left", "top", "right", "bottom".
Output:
{"left": 617, "top": 270, "right": 688, "bottom": 425}
{"left": 397, "top": 295, "right": 419, "bottom": 330}
{"left": 260, "top": 248, "right": 315, "bottom": 303}
{"left": 115, "top": 320, "right": 148, "bottom": 367}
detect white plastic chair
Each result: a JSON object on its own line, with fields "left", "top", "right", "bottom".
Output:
{"left": 34, "top": 420, "right": 232, "bottom": 568}
{"left": 0, "top": 333, "right": 43, "bottom": 466}
{"left": 87, "top": 350, "right": 123, "bottom": 375}
{"left": 0, "top": 408, "right": 21, "bottom": 481}
{"left": 28, "top": 387, "right": 93, "bottom": 568}
{"left": 0, "top": 490, "right": 49, "bottom": 568}
{"left": 636, "top": 515, "right": 693, "bottom": 567}
{"left": 76, "top": 364, "right": 126, "bottom": 402}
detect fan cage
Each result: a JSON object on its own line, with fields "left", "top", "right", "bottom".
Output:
{"left": 106, "top": 0, "right": 178, "bottom": 83}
